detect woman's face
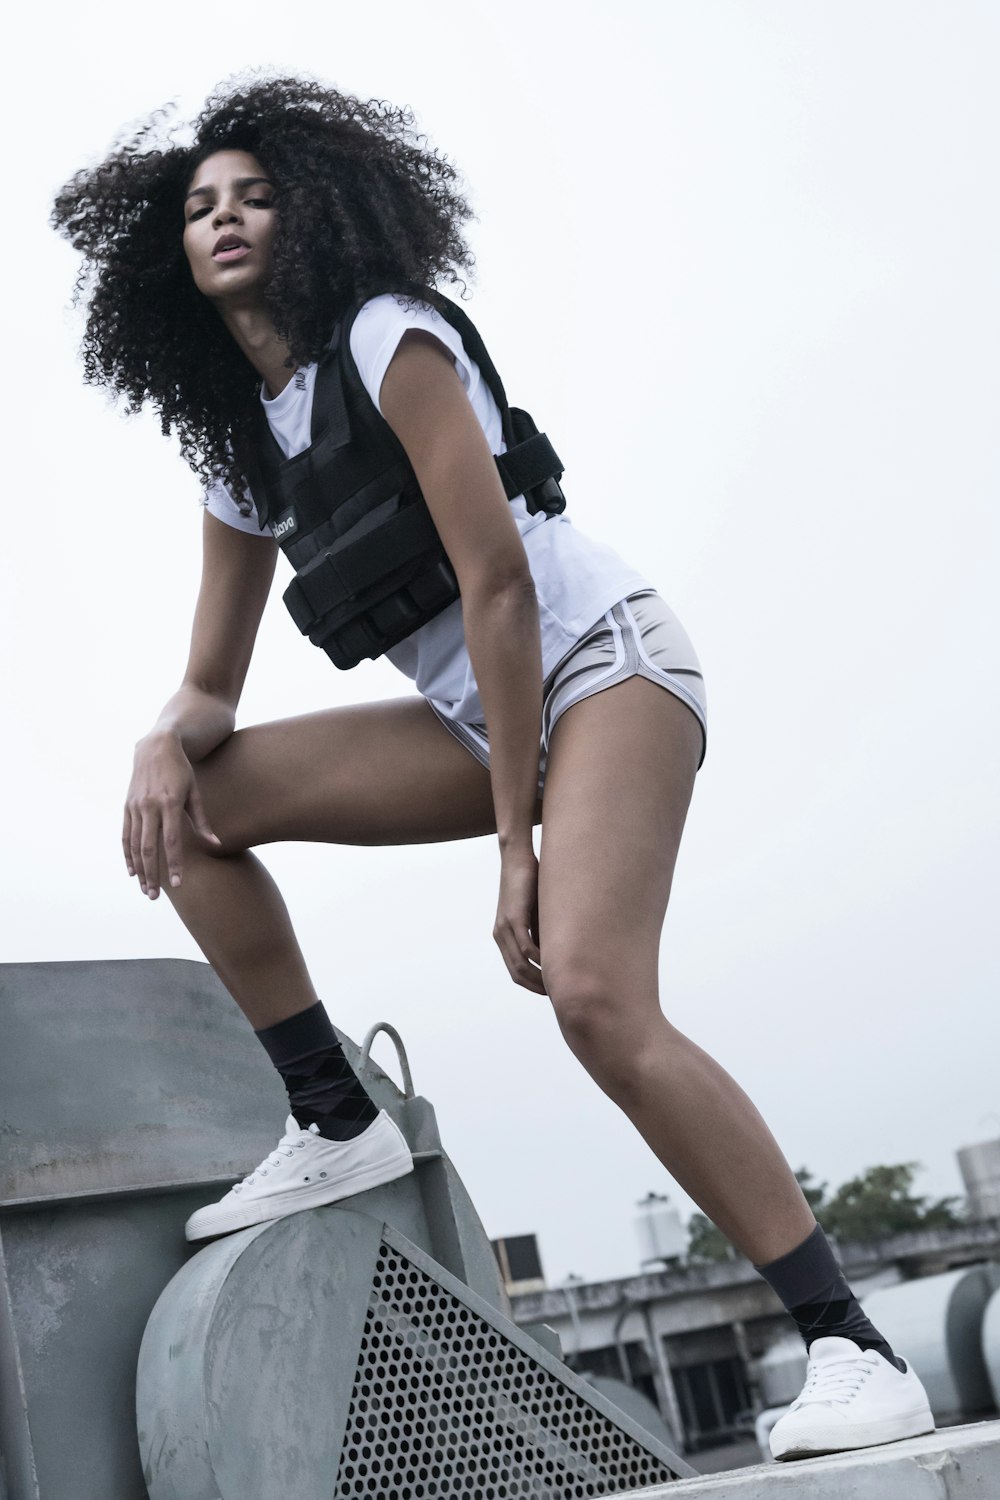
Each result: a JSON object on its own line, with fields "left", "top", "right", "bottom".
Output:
{"left": 182, "top": 149, "right": 277, "bottom": 303}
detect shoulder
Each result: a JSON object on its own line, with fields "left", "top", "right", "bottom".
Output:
{"left": 350, "top": 292, "right": 452, "bottom": 345}
{"left": 203, "top": 476, "right": 271, "bottom": 537}
{"left": 349, "top": 293, "right": 479, "bottom": 414}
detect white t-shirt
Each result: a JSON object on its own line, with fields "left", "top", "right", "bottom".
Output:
{"left": 204, "top": 294, "right": 651, "bottom": 724}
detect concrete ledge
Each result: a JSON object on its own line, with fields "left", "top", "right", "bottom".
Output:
{"left": 619, "top": 1420, "right": 1000, "bottom": 1498}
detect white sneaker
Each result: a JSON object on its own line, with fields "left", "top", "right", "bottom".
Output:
{"left": 769, "top": 1335, "right": 936, "bottom": 1461}
{"left": 184, "top": 1109, "right": 414, "bottom": 1242}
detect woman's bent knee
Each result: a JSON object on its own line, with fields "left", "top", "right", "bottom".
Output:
{"left": 545, "top": 961, "right": 663, "bottom": 1094}
{"left": 155, "top": 795, "right": 248, "bottom": 863}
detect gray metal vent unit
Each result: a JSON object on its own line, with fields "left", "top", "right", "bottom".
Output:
{"left": 0, "top": 966, "right": 696, "bottom": 1498}
{"left": 138, "top": 1212, "right": 694, "bottom": 1499}
{"left": 134, "top": 1015, "right": 695, "bottom": 1498}
{"left": 338, "top": 1239, "right": 677, "bottom": 1497}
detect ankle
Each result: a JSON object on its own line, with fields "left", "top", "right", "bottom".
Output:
{"left": 255, "top": 1002, "right": 379, "bottom": 1142}
{"left": 293, "top": 1106, "right": 378, "bottom": 1141}
{"left": 755, "top": 1222, "right": 905, "bottom": 1373}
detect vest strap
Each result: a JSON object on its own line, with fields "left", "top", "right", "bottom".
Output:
{"left": 284, "top": 504, "right": 440, "bottom": 626}
{"left": 495, "top": 431, "right": 563, "bottom": 502}
{"left": 428, "top": 300, "right": 516, "bottom": 451}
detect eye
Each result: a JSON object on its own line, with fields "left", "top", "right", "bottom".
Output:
{"left": 246, "top": 198, "right": 273, "bottom": 209}
{"left": 187, "top": 205, "right": 211, "bottom": 222}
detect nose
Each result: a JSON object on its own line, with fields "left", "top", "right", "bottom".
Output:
{"left": 212, "top": 203, "right": 243, "bottom": 230}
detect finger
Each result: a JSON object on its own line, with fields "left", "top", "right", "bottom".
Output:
{"left": 520, "top": 949, "right": 547, "bottom": 994}
{"left": 520, "top": 930, "right": 542, "bottom": 968}
{"left": 504, "top": 909, "right": 542, "bottom": 970}
{"left": 496, "top": 925, "right": 547, "bottom": 995}
{"left": 130, "top": 809, "right": 146, "bottom": 894}
{"left": 516, "top": 961, "right": 547, "bottom": 996}
{"left": 139, "top": 802, "right": 162, "bottom": 899}
{"left": 122, "top": 808, "right": 136, "bottom": 877}
{"left": 188, "top": 784, "right": 222, "bottom": 849}
{"left": 161, "top": 801, "right": 184, "bottom": 889}
{"left": 513, "top": 922, "right": 545, "bottom": 985}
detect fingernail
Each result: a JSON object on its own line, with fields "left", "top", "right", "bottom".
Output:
{"left": 170, "top": 875, "right": 181, "bottom": 888}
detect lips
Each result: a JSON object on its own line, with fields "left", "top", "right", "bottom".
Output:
{"left": 212, "top": 233, "right": 250, "bottom": 261}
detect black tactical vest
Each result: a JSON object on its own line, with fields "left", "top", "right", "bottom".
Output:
{"left": 237, "top": 295, "right": 565, "bottom": 671}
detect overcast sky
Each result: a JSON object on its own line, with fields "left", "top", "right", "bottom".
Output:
{"left": 3, "top": 1, "right": 997, "bottom": 1286}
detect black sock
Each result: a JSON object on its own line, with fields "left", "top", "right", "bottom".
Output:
{"left": 754, "top": 1222, "right": 906, "bottom": 1373}
{"left": 254, "top": 1001, "right": 379, "bottom": 1141}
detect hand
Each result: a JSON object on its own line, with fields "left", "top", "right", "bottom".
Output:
{"left": 123, "top": 732, "right": 221, "bottom": 900}
{"left": 493, "top": 848, "right": 546, "bottom": 995}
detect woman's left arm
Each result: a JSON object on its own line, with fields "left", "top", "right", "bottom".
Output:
{"left": 380, "top": 329, "right": 546, "bottom": 995}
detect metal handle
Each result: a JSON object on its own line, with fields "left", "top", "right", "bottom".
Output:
{"left": 358, "top": 1021, "right": 415, "bottom": 1099}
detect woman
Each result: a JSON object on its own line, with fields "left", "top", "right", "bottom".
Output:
{"left": 53, "top": 75, "right": 933, "bottom": 1461}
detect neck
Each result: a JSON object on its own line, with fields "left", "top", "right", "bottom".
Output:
{"left": 217, "top": 300, "right": 297, "bottom": 398}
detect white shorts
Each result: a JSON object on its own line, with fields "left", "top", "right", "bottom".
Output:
{"left": 430, "top": 590, "right": 708, "bottom": 788}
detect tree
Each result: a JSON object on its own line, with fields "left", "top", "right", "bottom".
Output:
{"left": 794, "top": 1166, "right": 829, "bottom": 1217}
{"left": 815, "top": 1162, "right": 965, "bottom": 1245}
{"left": 684, "top": 1163, "right": 964, "bottom": 1262}
{"left": 687, "top": 1169, "right": 824, "bottom": 1263}
{"left": 686, "top": 1212, "right": 734, "bottom": 1263}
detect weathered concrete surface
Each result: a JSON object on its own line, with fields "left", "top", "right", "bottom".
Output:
{"left": 618, "top": 1420, "right": 1000, "bottom": 1497}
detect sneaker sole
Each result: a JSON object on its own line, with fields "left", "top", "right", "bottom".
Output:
{"left": 184, "top": 1147, "right": 414, "bottom": 1242}
{"left": 772, "top": 1404, "right": 936, "bottom": 1460}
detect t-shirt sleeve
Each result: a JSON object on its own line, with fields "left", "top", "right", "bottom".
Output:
{"left": 202, "top": 477, "right": 273, "bottom": 538}
{"left": 349, "top": 294, "right": 481, "bottom": 416}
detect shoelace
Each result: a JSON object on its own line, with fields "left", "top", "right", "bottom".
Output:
{"left": 792, "top": 1352, "right": 875, "bottom": 1409}
{"left": 232, "top": 1121, "right": 320, "bottom": 1192}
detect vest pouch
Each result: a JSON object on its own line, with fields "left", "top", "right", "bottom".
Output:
{"left": 323, "top": 618, "right": 382, "bottom": 670}
{"left": 320, "top": 553, "right": 459, "bottom": 669}
{"left": 368, "top": 591, "right": 423, "bottom": 637}
{"left": 283, "top": 500, "right": 443, "bottom": 632}
{"left": 407, "top": 557, "right": 460, "bottom": 613}
{"left": 308, "top": 567, "right": 461, "bottom": 669}
{"left": 507, "top": 408, "right": 566, "bottom": 517}
{"left": 286, "top": 533, "right": 460, "bottom": 670}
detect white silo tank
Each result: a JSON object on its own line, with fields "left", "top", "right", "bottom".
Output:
{"left": 752, "top": 1334, "right": 808, "bottom": 1408}
{"left": 984, "top": 1284, "right": 1000, "bottom": 1409}
{"left": 634, "top": 1193, "right": 686, "bottom": 1267}
{"left": 862, "top": 1263, "right": 1000, "bottom": 1422}
{"left": 957, "top": 1138, "right": 1000, "bottom": 1220}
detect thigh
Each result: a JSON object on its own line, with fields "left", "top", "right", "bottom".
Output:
{"left": 537, "top": 677, "right": 703, "bottom": 995}
{"left": 197, "top": 696, "right": 498, "bottom": 850}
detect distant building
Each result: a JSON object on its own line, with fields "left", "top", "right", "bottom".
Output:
{"left": 958, "top": 1136, "right": 1000, "bottom": 1221}
{"left": 495, "top": 1199, "right": 1000, "bottom": 1454}
{"left": 490, "top": 1232, "right": 546, "bottom": 1296}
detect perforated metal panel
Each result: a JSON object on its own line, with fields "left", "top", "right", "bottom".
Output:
{"left": 335, "top": 1241, "right": 679, "bottom": 1498}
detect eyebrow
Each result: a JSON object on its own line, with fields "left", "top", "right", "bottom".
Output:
{"left": 184, "top": 176, "right": 274, "bottom": 202}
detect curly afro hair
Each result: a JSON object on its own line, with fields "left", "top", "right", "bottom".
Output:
{"left": 51, "top": 74, "right": 475, "bottom": 505}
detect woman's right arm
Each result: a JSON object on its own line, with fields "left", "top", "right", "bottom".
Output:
{"left": 125, "top": 510, "right": 278, "bottom": 899}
